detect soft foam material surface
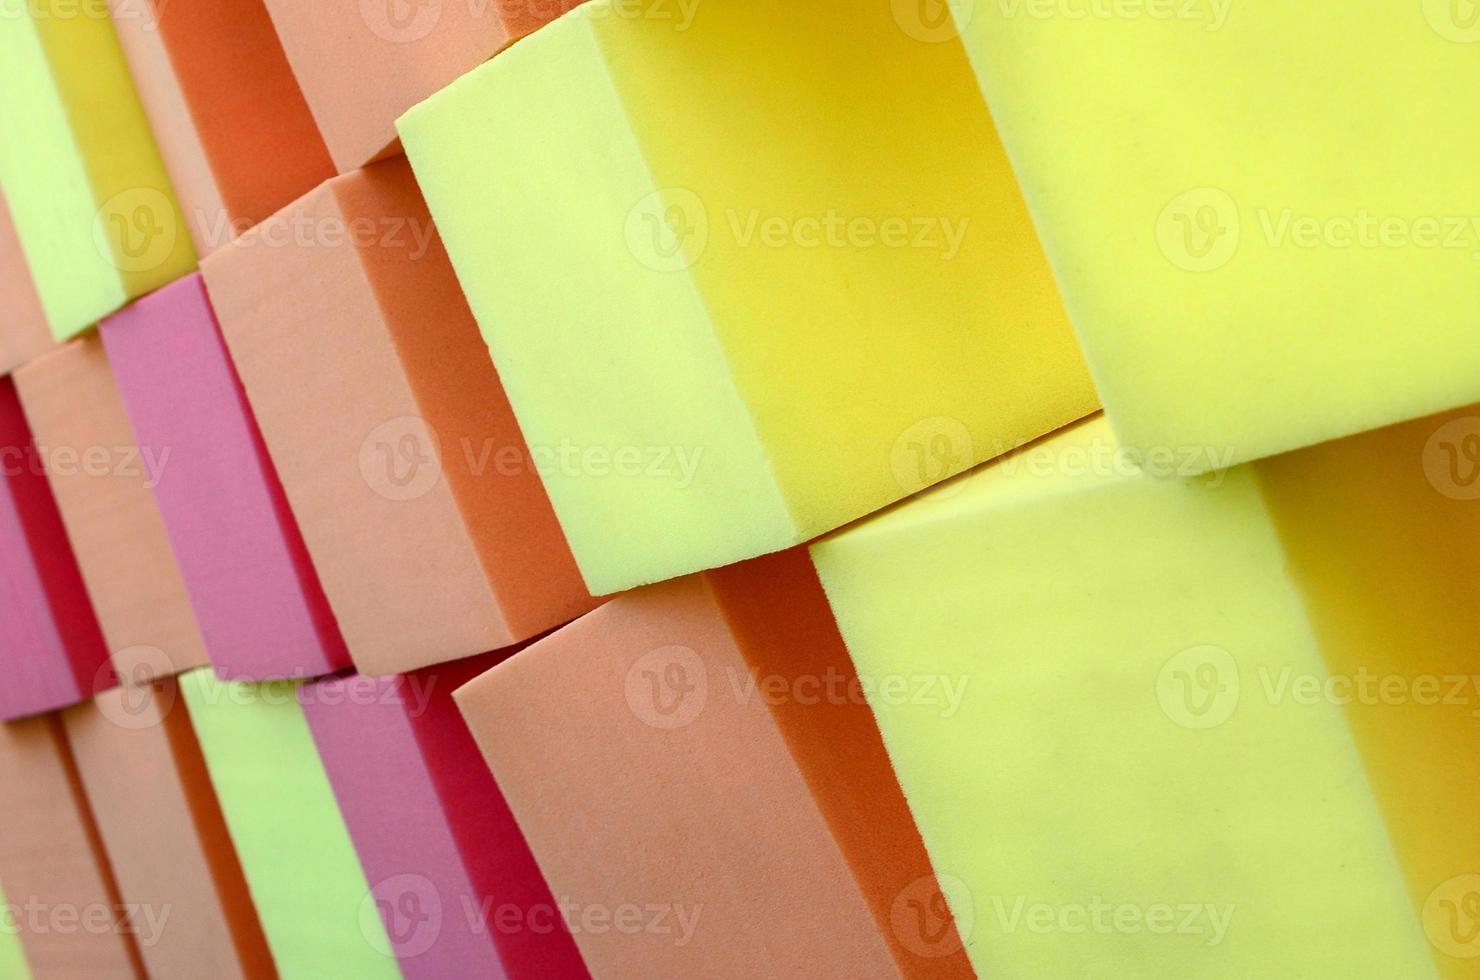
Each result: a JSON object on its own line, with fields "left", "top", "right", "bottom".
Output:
{"left": 259, "top": 0, "right": 577, "bottom": 171}
{"left": 0, "top": 0, "right": 195, "bottom": 339}
{"left": 62, "top": 680, "right": 276, "bottom": 979}
{"left": 0, "top": 190, "right": 52, "bottom": 376}
{"left": 11, "top": 338, "right": 209, "bottom": 682}
{"left": 300, "top": 670, "right": 511, "bottom": 978}
{"left": 201, "top": 156, "right": 595, "bottom": 676}
{"left": 454, "top": 569, "right": 954, "bottom": 978}
{"left": 0, "top": 714, "right": 144, "bottom": 977}
{"left": 705, "top": 551, "right": 973, "bottom": 978}
{"left": 100, "top": 275, "right": 348, "bottom": 681}
{"left": 811, "top": 418, "right": 1434, "bottom": 978}
{"left": 951, "top": 2, "right": 1480, "bottom": 469}
{"left": 0, "top": 376, "right": 112, "bottom": 719}
{"left": 401, "top": 653, "right": 591, "bottom": 980}
{"left": 1255, "top": 407, "right": 1480, "bottom": 978}
{"left": 398, "top": 0, "right": 1098, "bottom": 594}
{"left": 105, "top": 0, "right": 334, "bottom": 256}
{"left": 179, "top": 669, "right": 399, "bottom": 979}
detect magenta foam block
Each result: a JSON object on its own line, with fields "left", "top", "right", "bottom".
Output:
{"left": 98, "top": 274, "right": 348, "bottom": 680}
{"left": 299, "top": 654, "right": 589, "bottom": 979}
{"left": 0, "top": 376, "right": 111, "bottom": 719}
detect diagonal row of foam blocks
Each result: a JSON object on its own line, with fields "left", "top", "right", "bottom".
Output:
{"left": 0, "top": 0, "right": 1476, "bottom": 977}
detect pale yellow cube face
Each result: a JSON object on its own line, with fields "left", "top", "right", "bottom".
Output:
{"left": 951, "top": 0, "right": 1480, "bottom": 469}
{"left": 178, "top": 672, "right": 401, "bottom": 980}
{"left": 400, "top": 0, "right": 1098, "bottom": 593}
{"left": 811, "top": 418, "right": 1436, "bottom": 978}
{"left": 0, "top": 0, "right": 195, "bottom": 341}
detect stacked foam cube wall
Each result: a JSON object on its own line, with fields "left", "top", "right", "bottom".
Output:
{"left": 0, "top": 1, "right": 1474, "bottom": 978}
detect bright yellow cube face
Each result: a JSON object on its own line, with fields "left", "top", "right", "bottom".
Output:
{"left": 399, "top": 0, "right": 1098, "bottom": 594}
{"left": 950, "top": 1, "right": 1480, "bottom": 469}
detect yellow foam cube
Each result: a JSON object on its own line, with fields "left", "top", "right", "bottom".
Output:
{"left": 398, "top": 0, "right": 1097, "bottom": 594}
{"left": 1255, "top": 406, "right": 1480, "bottom": 977}
{"left": 812, "top": 417, "right": 1437, "bottom": 977}
{"left": 0, "top": 0, "right": 195, "bottom": 339}
{"left": 948, "top": 1, "right": 1480, "bottom": 469}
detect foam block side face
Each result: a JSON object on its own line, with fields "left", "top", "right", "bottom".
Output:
{"left": 951, "top": 3, "right": 1480, "bottom": 469}
{"left": 399, "top": 2, "right": 1098, "bottom": 593}
{"left": 402, "top": 654, "right": 591, "bottom": 979}
{"left": 202, "top": 167, "right": 511, "bottom": 675}
{"left": 11, "top": 338, "right": 209, "bottom": 682}
{"left": 179, "top": 670, "right": 400, "bottom": 979}
{"left": 99, "top": 274, "right": 349, "bottom": 681}
{"left": 0, "top": 190, "right": 53, "bottom": 376}
{"left": 0, "top": 715, "right": 144, "bottom": 977}
{"left": 703, "top": 551, "right": 973, "bottom": 979}
{"left": 0, "top": 0, "right": 126, "bottom": 339}
{"left": 61, "top": 681, "right": 276, "bottom": 979}
{"left": 107, "top": 0, "right": 334, "bottom": 256}
{"left": 103, "top": 0, "right": 224, "bottom": 257}
{"left": 811, "top": 419, "right": 1434, "bottom": 977}
{"left": 454, "top": 579, "right": 903, "bottom": 978}
{"left": 0, "top": 377, "right": 111, "bottom": 719}
{"left": 299, "top": 672, "right": 507, "bottom": 978}
{"left": 399, "top": 15, "right": 799, "bottom": 594}
{"left": 592, "top": 1, "right": 1097, "bottom": 533}
{"left": 259, "top": 0, "right": 509, "bottom": 170}
{"left": 0, "top": 0, "right": 196, "bottom": 339}
{"left": 495, "top": 0, "right": 583, "bottom": 40}
{"left": 1255, "top": 407, "right": 1480, "bottom": 976}
{"left": 329, "top": 162, "right": 598, "bottom": 639}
